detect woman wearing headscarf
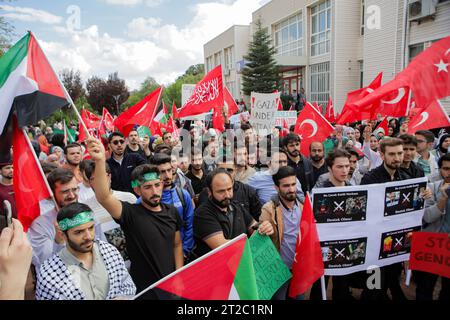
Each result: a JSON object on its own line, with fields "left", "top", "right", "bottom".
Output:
{"left": 50, "top": 146, "right": 65, "bottom": 165}
{"left": 432, "top": 133, "right": 450, "bottom": 164}
{"left": 38, "top": 135, "right": 51, "bottom": 155}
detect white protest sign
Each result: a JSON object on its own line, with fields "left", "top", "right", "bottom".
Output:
{"left": 250, "top": 92, "right": 279, "bottom": 135}
{"left": 312, "top": 177, "right": 428, "bottom": 276}
{"left": 274, "top": 111, "right": 297, "bottom": 127}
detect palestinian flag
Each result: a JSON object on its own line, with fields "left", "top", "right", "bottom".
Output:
{"left": 0, "top": 32, "right": 69, "bottom": 135}
{"left": 134, "top": 234, "right": 259, "bottom": 300}
{"left": 63, "top": 120, "right": 76, "bottom": 144}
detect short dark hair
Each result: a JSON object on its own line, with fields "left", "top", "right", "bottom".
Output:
{"left": 241, "top": 123, "right": 252, "bottom": 131}
{"left": 345, "top": 147, "right": 360, "bottom": 159}
{"left": 130, "top": 164, "right": 159, "bottom": 186}
{"left": 150, "top": 153, "right": 172, "bottom": 166}
{"left": 154, "top": 143, "right": 172, "bottom": 154}
{"left": 57, "top": 202, "right": 92, "bottom": 226}
{"left": 63, "top": 143, "right": 81, "bottom": 155}
{"left": 325, "top": 149, "right": 351, "bottom": 168}
{"left": 380, "top": 138, "right": 403, "bottom": 154}
{"left": 79, "top": 159, "right": 94, "bottom": 174}
{"left": 272, "top": 165, "right": 296, "bottom": 186}
{"left": 47, "top": 168, "right": 75, "bottom": 192}
{"left": 282, "top": 133, "right": 301, "bottom": 148}
{"left": 162, "top": 131, "right": 172, "bottom": 140}
{"left": 108, "top": 132, "right": 124, "bottom": 143}
{"left": 438, "top": 153, "right": 450, "bottom": 169}
{"left": 205, "top": 168, "right": 233, "bottom": 191}
{"left": 415, "top": 130, "right": 435, "bottom": 144}
{"left": 128, "top": 129, "right": 138, "bottom": 136}
{"left": 84, "top": 161, "right": 111, "bottom": 180}
{"left": 41, "top": 162, "right": 59, "bottom": 175}
{"left": 398, "top": 134, "right": 418, "bottom": 147}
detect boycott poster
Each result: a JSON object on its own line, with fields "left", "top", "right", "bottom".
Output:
{"left": 312, "top": 177, "right": 427, "bottom": 276}
{"left": 313, "top": 191, "right": 368, "bottom": 223}
{"left": 250, "top": 92, "right": 280, "bottom": 135}
{"left": 409, "top": 232, "right": 450, "bottom": 279}
{"left": 274, "top": 111, "right": 297, "bottom": 127}
{"left": 321, "top": 237, "right": 367, "bottom": 269}
{"left": 378, "top": 226, "right": 421, "bottom": 260}
{"left": 384, "top": 181, "right": 427, "bottom": 216}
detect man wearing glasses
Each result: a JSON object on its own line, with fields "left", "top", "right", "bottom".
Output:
{"left": 28, "top": 168, "right": 104, "bottom": 268}
{"left": 106, "top": 132, "right": 147, "bottom": 194}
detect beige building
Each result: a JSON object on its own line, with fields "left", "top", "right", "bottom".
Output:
{"left": 204, "top": 0, "right": 450, "bottom": 113}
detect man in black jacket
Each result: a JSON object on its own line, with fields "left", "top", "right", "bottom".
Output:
{"left": 197, "top": 158, "right": 263, "bottom": 220}
{"left": 359, "top": 137, "right": 408, "bottom": 301}
{"left": 398, "top": 134, "right": 425, "bottom": 179}
{"left": 106, "top": 132, "right": 147, "bottom": 194}
{"left": 282, "top": 134, "right": 314, "bottom": 193}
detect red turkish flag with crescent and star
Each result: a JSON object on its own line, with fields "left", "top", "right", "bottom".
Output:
{"left": 294, "top": 102, "right": 334, "bottom": 157}
{"left": 352, "top": 36, "right": 450, "bottom": 113}
{"left": 407, "top": 100, "right": 450, "bottom": 133}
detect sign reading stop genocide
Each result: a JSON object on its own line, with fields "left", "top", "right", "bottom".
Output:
{"left": 409, "top": 232, "right": 450, "bottom": 279}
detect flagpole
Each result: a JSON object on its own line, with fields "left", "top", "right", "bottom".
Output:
{"left": 405, "top": 269, "right": 412, "bottom": 286}
{"left": 32, "top": 34, "right": 90, "bottom": 138}
{"left": 22, "top": 127, "right": 59, "bottom": 212}
{"left": 405, "top": 88, "right": 413, "bottom": 117}
{"left": 320, "top": 275, "right": 327, "bottom": 300}
{"left": 132, "top": 233, "right": 247, "bottom": 300}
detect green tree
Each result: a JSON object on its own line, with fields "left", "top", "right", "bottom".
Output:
{"left": 242, "top": 20, "right": 281, "bottom": 96}
{"left": 86, "top": 72, "right": 129, "bottom": 115}
{"left": 0, "top": 16, "right": 15, "bottom": 56}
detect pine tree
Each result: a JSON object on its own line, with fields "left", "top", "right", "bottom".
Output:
{"left": 242, "top": 20, "right": 281, "bottom": 96}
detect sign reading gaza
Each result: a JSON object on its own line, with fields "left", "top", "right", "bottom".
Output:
{"left": 250, "top": 92, "right": 280, "bottom": 135}
{"left": 312, "top": 177, "right": 427, "bottom": 276}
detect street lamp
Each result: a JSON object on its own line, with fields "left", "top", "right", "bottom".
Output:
{"left": 113, "top": 94, "right": 121, "bottom": 115}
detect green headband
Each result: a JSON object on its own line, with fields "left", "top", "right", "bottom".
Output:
{"left": 131, "top": 172, "right": 160, "bottom": 188}
{"left": 58, "top": 211, "right": 94, "bottom": 231}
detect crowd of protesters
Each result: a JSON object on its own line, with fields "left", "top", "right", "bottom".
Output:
{"left": 0, "top": 107, "right": 449, "bottom": 301}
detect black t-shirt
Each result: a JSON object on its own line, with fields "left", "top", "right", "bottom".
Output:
{"left": 115, "top": 202, "right": 182, "bottom": 298}
{"left": 186, "top": 170, "right": 206, "bottom": 195}
{"left": 125, "top": 145, "right": 147, "bottom": 160}
{"left": 312, "top": 164, "right": 328, "bottom": 187}
{"left": 193, "top": 198, "right": 254, "bottom": 257}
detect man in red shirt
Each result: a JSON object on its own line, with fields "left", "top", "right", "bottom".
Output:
{"left": 0, "top": 160, "right": 17, "bottom": 219}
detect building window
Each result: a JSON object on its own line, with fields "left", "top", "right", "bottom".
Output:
{"left": 206, "top": 56, "right": 213, "bottom": 72}
{"left": 224, "top": 46, "right": 234, "bottom": 71}
{"left": 226, "top": 81, "right": 236, "bottom": 98}
{"left": 273, "top": 12, "right": 303, "bottom": 56}
{"left": 409, "top": 43, "right": 424, "bottom": 63}
{"left": 311, "top": 0, "right": 331, "bottom": 56}
{"left": 310, "top": 62, "right": 330, "bottom": 109}
{"left": 214, "top": 52, "right": 222, "bottom": 67}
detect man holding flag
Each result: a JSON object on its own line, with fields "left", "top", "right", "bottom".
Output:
{"left": 259, "top": 165, "right": 304, "bottom": 299}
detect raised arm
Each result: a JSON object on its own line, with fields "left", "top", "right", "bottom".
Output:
{"left": 86, "top": 137, "right": 123, "bottom": 220}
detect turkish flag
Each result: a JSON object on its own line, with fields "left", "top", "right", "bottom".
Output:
{"left": 324, "top": 96, "right": 336, "bottom": 123}
{"left": 337, "top": 73, "right": 383, "bottom": 124}
{"left": 353, "top": 36, "right": 450, "bottom": 115}
{"left": 224, "top": 86, "right": 238, "bottom": 117}
{"left": 12, "top": 116, "right": 51, "bottom": 231}
{"left": 312, "top": 101, "right": 321, "bottom": 113}
{"left": 98, "top": 107, "right": 115, "bottom": 135}
{"left": 178, "top": 65, "right": 224, "bottom": 118}
{"left": 294, "top": 102, "right": 334, "bottom": 157}
{"left": 78, "top": 108, "right": 101, "bottom": 142}
{"left": 114, "top": 86, "right": 163, "bottom": 137}
{"left": 407, "top": 100, "right": 450, "bottom": 133}
{"left": 172, "top": 101, "right": 179, "bottom": 119}
{"left": 289, "top": 193, "right": 324, "bottom": 297}
{"left": 374, "top": 117, "right": 389, "bottom": 136}
{"left": 150, "top": 120, "right": 163, "bottom": 137}
{"left": 212, "top": 107, "right": 225, "bottom": 132}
